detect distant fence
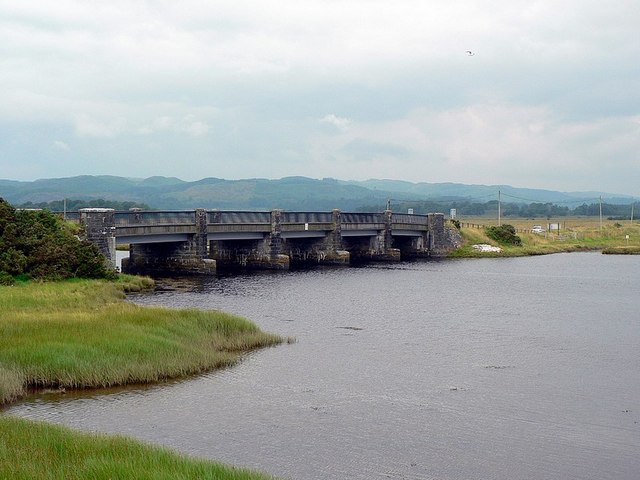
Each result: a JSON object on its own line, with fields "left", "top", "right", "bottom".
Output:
{"left": 459, "top": 222, "right": 486, "bottom": 229}
{"left": 458, "top": 222, "right": 542, "bottom": 234}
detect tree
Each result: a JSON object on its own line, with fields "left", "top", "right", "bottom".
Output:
{"left": 0, "top": 198, "right": 116, "bottom": 284}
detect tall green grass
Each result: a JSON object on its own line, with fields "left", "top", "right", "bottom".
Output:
{"left": 0, "top": 279, "right": 285, "bottom": 404}
{"left": 449, "top": 222, "right": 640, "bottom": 258}
{"left": 0, "top": 416, "right": 274, "bottom": 480}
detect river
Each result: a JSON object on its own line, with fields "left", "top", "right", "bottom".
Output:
{"left": 4, "top": 252, "right": 640, "bottom": 479}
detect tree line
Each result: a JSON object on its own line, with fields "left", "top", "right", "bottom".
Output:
{"left": 360, "top": 200, "right": 637, "bottom": 219}
{"left": 17, "top": 199, "right": 150, "bottom": 211}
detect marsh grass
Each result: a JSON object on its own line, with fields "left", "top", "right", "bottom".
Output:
{"left": 0, "top": 279, "right": 284, "bottom": 404}
{"left": 0, "top": 416, "right": 274, "bottom": 480}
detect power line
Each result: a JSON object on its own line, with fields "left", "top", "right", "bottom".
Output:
{"left": 387, "top": 193, "right": 497, "bottom": 205}
{"left": 500, "top": 192, "right": 601, "bottom": 205}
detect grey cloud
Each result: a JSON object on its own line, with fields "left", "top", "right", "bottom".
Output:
{"left": 0, "top": 1, "right": 639, "bottom": 195}
{"left": 341, "top": 139, "right": 411, "bottom": 161}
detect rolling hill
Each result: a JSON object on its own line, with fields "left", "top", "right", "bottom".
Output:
{"left": 0, "top": 175, "right": 635, "bottom": 211}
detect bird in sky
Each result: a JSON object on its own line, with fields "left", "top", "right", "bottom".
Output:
{"left": 466, "top": 50, "right": 475, "bottom": 56}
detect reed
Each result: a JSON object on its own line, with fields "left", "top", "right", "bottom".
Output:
{"left": 0, "top": 416, "right": 274, "bottom": 480}
{"left": 0, "top": 279, "right": 285, "bottom": 404}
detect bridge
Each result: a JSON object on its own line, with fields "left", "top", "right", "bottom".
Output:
{"left": 77, "top": 208, "right": 457, "bottom": 275}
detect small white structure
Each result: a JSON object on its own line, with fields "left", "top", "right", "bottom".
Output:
{"left": 472, "top": 244, "right": 502, "bottom": 253}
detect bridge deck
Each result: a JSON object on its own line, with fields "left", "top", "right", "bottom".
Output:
{"left": 81, "top": 209, "right": 441, "bottom": 244}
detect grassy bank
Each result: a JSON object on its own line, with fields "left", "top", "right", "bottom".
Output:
{"left": 0, "top": 416, "right": 273, "bottom": 480}
{"left": 449, "top": 217, "right": 640, "bottom": 257}
{"left": 0, "top": 277, "right": 286, "bottom": 405}
{"left": 602, "top": 246, "right": 640, "bottom": 254}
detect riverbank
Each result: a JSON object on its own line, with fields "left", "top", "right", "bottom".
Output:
{"left": 0, "top": 276, "right": 286, "bottom": 404}
{"left": 0, "top": 416, "right": 274, "bottom": 479}
{"left": 449, "top": 220, "right": 640, "bottom": 257}
{"left": 602, "top": 246, "right": 640, "bottom": 254}
{"left": 0, "top": 276, "right": 287, "bottom": 478}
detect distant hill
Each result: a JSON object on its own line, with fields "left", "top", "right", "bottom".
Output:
{"left": 0, "top": 175, "right": 635, "bottom": 211}
{"left": 339, "top": 179, "right": 635, "bottom": 204}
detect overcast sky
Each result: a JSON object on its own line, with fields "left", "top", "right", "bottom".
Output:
{"left": 1, "top": 1, "right": 639, "bottom": 195}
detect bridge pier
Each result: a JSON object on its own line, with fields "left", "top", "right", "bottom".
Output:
{"left": 390, "top": 213, "right": 447, "bottom": 258}
{"left": 323, "top": 209, "right": 351, "bottom": 266}
{"left": 122, "top": 208, "right": 216, "bottom": 275}
{"left": 209, "top": 210, "right": 290, "bottom": 271}
{"left": 350, "top": 210, "right": 401, "bottom": 263}
{"left": 240, "top": 209, "right": 289, "bottom": 270}
{"left": 379, "top": 209, "right": 401, "bottom": 261}
{"left": 123, "top": 242, "right": 216, "bottom": 275}
{"left": 79, "top": 208, "right": 117, "bottom": 268}
{"left": 427, "top": 213, "right": 447, "bottom": 256}
{"left": 288, "top": 209, "right": 350, "bottom": 266}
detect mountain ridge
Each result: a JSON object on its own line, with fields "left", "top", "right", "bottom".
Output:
{"left": 0, "top": 175, "right": 636, "bottom": 210}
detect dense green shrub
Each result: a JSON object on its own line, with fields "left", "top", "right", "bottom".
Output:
{"left": 0, "top": 271, "right": 14, "bottom": 285}
{"left": 0, "top": 198, "right": 116, "bottom": 281}
{"left": 485, "top": 224, "right": 522, "bottom": 246}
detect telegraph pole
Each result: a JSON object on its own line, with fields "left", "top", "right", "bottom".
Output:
{"left": 599, "top": 196, "right": 603, "bottom": 233}
{"left": 498, "top": 190, "right": 501, "bottom": 226}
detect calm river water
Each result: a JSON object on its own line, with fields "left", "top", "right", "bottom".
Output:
{"left": 5, "top": 252, "right": 640, "bottom": 479}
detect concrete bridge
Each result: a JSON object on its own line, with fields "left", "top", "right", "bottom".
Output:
{"left": 78, "top": 208, "right": 456, "bottom": 275}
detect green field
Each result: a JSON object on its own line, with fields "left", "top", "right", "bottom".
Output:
{"left": 449, "top": 216, "right": 640, "bottom": 257}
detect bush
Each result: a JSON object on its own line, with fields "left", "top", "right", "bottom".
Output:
{"left": 485, "top": 224, "right": 522, "bottom": 246}
{"left": 0, "top": 271, "right": 14, "bottom": 285}
{"left": 0, "top": 247, "right": 27, "bottom": 275}
{"left": 0, "top": 198, "right": 116, "bottom": 281}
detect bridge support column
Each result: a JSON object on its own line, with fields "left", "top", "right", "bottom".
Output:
{"left": 79, "top": 208, "right": 117, "bottom": 269}
{"left": 282, "top": 209, "right": 350, "bottom": 267}
{"left": 395, "top": 234, "right": 430, "bottom": 259}
{"left": 427, "top": 213, "right": 447, "bottom": 256}
{"left": 122, "top": 208, "right": 216, "bottom": 276}
{"left": 327, "top": 209, "right": 351, "bottom": 265}
{"left": 372, "top": 209, "right": 400, "bottom": 261}
{"left": 244, "top": 209, "right": 289, "bottom": 270}
{"left": 317, "top": 209, "right": 350, "bottom": 265}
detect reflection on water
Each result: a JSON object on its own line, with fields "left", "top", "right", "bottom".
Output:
{"left": 4, "top": 253, "right": 640, "bottom": 480}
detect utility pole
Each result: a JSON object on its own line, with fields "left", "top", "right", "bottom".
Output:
{"left": 63, "top": 198, "right": 67, "bottom": 221}
{"left": 599, "top": 196, "right": 603, "bottom": 233}
{"left": 498, "top": 190, "right": 501, "bottom": 226}
{"left": 631, "top": 202, "right": 635, "bottom": 224}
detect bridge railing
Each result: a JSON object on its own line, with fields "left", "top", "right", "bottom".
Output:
{"left": 281, "top": 212, "right": 334, "bottom": 224}
{"left": 114, "top": 211, "right": 196, "bottom": 226}
{"left": 392, "top": 213, "right": 429, "bottom": 230}
{"left": 210, "top": 211, "right": 272, "bottom": 224}
{"left": 392, "top": 213, "right": 428, "bottom": 225}
{"left": 341, "top": 212, "right": 384, "bottom": 230}
{"left": 207, "top": 211, "right": 271, "bottom": 233}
